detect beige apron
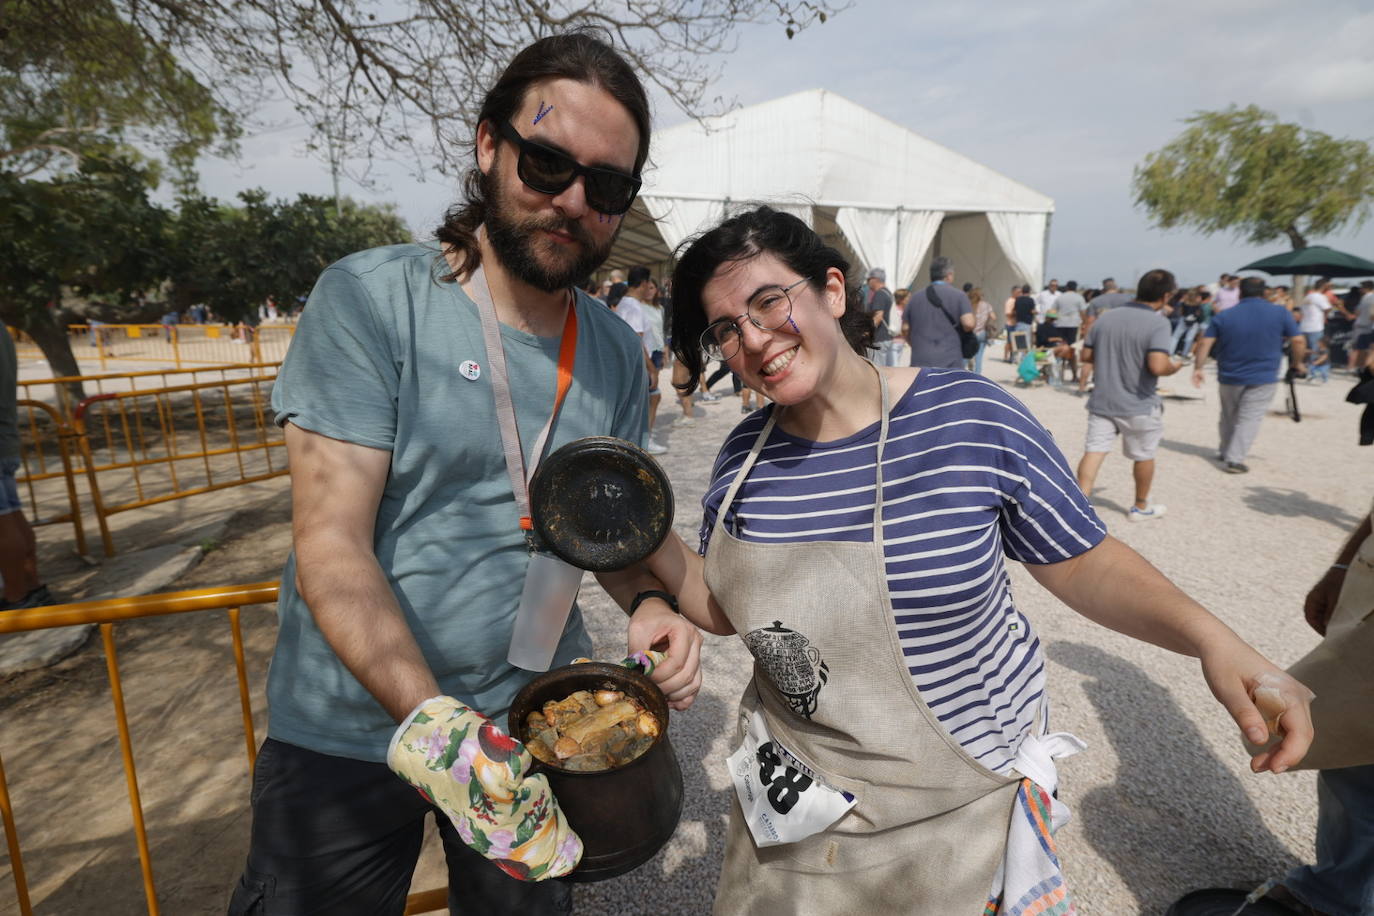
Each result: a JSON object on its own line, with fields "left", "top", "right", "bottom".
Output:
{"left": 706, "top": 368, "right": 1026, "bottom": 916}
{"left": 1285, "top": 509, "right": 1374, "bottom": 771}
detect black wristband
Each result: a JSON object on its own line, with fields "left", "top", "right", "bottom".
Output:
{"left": 629, "top": 589, "right": 679, "bottom": 615}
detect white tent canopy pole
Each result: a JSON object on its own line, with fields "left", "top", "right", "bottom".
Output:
{"left": 894, "top": 210, "right": 944, "bottom": 291}
{"left": 835, "top": 207, "right": 944, "bottom": 291}
{"left": 985, "top": 211, "right": 1049, "bottom": 291}
{"left": 834, "top": 207, "right": 896, "bottom": 281}
{"left": 638, "top": 195, "right": 722, "bottom": 254}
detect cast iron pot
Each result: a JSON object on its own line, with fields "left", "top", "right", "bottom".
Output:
{"left": 508, "top": 661, "right": 684, "bottom": 882}
{"left": 528, "top": 437, "right": 673, "bottom": 572}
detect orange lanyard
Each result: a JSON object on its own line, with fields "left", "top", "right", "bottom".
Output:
{"left": 469, "top": 263, "right": 578, "bottom": 535}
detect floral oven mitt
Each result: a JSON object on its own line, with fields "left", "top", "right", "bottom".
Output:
{"left": 387, "top": 696, "right": 583, "bottom": 881}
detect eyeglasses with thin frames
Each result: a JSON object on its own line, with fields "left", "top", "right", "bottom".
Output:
{"left": 699, "top": 278, "right": 809, "bottom": 361}
{"left": 496, "top": 120, "right": 642, "bottom": 215}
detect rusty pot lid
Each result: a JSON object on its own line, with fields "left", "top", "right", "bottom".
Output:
{"left": 529, "top": 436, "right": 673, "bottom": 572}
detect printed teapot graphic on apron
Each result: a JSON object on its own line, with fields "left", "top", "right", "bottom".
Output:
{"left": 743, "top": 621, "right": 829, "bottom": 719}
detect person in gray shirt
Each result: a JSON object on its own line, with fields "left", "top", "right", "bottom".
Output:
{"left": 1087, "top": 278, "right": 1133, "bottom": 317}
{"left": 1075, "top": 269, "right": 1185, "bottom": 522}
{"left": 1078, "top": 279, "right": 1134, "bottom": 395}
{"left": 1052, "top": 280, "right": 1086, "bottom": 344}
{"left": 902, "top": 256, "right": 973, "bottom": 369}
{"left": 1351, "top": 280, "right": 1374, "bottom": 371}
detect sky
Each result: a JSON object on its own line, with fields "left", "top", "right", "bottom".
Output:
{"left": 188, "top": 0, "right": 1374, "bottom": 289}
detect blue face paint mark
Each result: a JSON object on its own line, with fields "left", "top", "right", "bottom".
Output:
{"left": 787, "top": 317, "right": 801, "bottom": 335}
{"left": 533, "top": 102, "right": 554, "bottom": 125}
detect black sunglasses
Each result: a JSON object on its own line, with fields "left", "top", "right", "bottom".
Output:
{"left": 496, "top": 120, "right": 642, "bottom": 216}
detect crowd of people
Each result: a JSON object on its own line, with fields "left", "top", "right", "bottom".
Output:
{"left": 4, "top": 26, "right": 1365, "bottom": 916}
{"left": 586, "top": 257, "right": 1367, "bottom": 530}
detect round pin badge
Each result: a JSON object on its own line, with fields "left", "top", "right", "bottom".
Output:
{"left": 459, "top": 360, "right": 481, "bottom": 381}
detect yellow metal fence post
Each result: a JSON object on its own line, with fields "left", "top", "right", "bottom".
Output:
{"left": 100, "top": 623, "right": 160, "bottom": 916}
{"left": 226, "top": 607, "right": 258, "bottom": 769}
{"left": 73, "top": 395, "right": 118, "bottom": 557}
{"left": 0, "top": 750, "right": 34, "bottom": 916}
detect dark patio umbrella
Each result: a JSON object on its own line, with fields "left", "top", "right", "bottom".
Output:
{"left": 1238, "top": 245, "right": 1374, "bottom": 278}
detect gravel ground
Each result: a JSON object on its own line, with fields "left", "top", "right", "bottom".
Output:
{"left": 565, "top": 355, "right": 1372, "bottom": 915}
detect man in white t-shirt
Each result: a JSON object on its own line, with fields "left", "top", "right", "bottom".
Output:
{"left": 1214, "top": 274, "right": 1241, "bottom": 312}
{"left": 1300, "top": 279, "right": 1333, "bottom": 372}
{"left": 1035, "top": 279, "right": 1060, "bottom": 346}
{"left": 614, "top": 266, "right": 666, "bottom": 454}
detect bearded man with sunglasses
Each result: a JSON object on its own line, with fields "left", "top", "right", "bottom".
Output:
{"left": 229, "top": 31, "right": 703, "bottom": 915}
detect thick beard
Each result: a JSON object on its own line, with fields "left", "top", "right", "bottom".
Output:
{"left": 481, "top": 165, "right": 617, "bottom": 293}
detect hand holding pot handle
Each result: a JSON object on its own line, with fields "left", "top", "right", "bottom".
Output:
{"left": 387, "top": 696, "right": 583, "bottom": 881}
{"left": 627, "top": 602, "right": 705, "bottom": 711}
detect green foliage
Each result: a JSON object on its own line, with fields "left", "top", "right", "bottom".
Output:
{"left": 165, "top": 190, "right": 411, "bottom": 323}
{"left": 0, "top": 0, "right": 237, "bottom": 186}
{"left": 0, "top": 155, "right": 170, "bottom": 330}
{"left": 1133, "top": 105, "right": 1374, "bottom": 250}
{"left": 0, "top": 162, "right": 408, "bottom": 385}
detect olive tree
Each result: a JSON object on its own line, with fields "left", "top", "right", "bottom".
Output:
{"left": 1133, "top": 105, "right": 1374, "bottom": 251}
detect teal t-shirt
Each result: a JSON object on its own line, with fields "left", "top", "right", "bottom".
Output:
{"left": 267, "top": 243, "right": 648, "bottom": 761}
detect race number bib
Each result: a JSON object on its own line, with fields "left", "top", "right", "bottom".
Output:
{"left": 726, "top": 708, "right": 856, "bottom": 847}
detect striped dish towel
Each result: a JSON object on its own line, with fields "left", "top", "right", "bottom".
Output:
{"left": 983, "top": 779, "right": 1076, "bottom": 916}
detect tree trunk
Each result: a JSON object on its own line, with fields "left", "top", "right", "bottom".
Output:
{"left": 1286, "top": 226, "right": 1309, "bottom": 302}
{"left": 21, "top": 307, "right": 86, "bottom": 406}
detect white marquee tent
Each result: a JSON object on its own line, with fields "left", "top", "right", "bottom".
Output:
{"left": 605, "top": 89, "right": 1054, "bottom": 297}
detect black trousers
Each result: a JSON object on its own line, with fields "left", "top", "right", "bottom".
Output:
{"left": 228, "top": 738, "right": 573, "bottom": 915}
{"left": 704, "top": 362, "right": 742, "bottom": 393}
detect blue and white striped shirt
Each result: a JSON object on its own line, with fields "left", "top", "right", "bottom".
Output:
{"left": 701, "top": 369, "right": 1106, "bottom": 773}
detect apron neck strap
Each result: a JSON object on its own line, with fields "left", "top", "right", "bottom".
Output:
{"left": 466, "top": 258, "right": 577, "bottom": 534}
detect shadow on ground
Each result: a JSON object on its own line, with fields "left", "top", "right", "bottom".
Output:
{"left": 1049, "top": 642, "right": 1300, "bottom": 912}
{"left": 1159, "top": 438, "right": 1221, "bottom": 463}
{"left": 1088, "top": 495, "right": 1131, "bottom": 518}
{"left": 1240, "top": 486, "right": 1362, "bottom": 531}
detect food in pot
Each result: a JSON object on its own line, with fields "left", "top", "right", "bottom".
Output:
{"left": 523, "top": 688, "right": 660, "bottom": 771}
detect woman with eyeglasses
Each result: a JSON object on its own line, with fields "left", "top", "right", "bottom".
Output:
{"left": 641, "top": 206, "right": 1314, "bottom": 915}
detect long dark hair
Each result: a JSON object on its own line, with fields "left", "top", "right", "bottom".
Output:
{"left": 434, "top": 30, "right": 652, "bottom": 279}
{"left": 670, "top": 206, "right": 872, "bottom": 393}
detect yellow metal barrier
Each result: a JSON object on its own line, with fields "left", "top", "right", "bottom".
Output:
{"left": 20, "top": 363, "right": 281, "bottom": 422}
{"left": 73, "top": 374, "right": 287, "bottom": 556}
{"left": 67, "top": 324, "right": 296, "bottom": 370}
{"left": 5, "top": 327, "right": 42, "bottom": 360}
{"left": 12, "top": 400, "right": 87, "bottom": 555}
{"left": 0, "top": 583, "right": 447, "bottom": 915}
